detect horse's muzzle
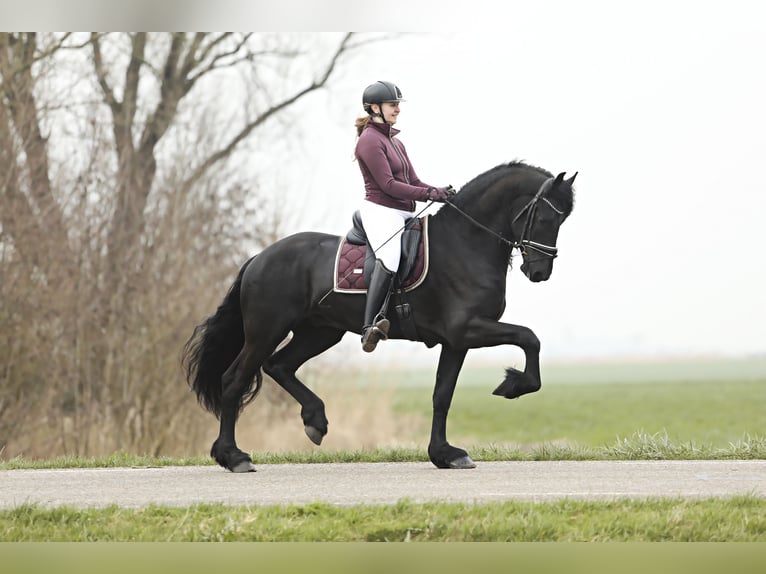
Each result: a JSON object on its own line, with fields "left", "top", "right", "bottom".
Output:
{"left": 521, "top": 261, "right": 552, "bottom": 283}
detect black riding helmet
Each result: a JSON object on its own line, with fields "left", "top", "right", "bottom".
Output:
{"left": 362, "top": 81, "right": 405, "bottom": 116}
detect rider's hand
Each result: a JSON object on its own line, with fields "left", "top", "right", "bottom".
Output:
{"left": 427, "top": 185, "right": 456, "bottom": 203}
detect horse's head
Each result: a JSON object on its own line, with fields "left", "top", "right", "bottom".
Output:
{"left": 512, "top": 171, "right": 576, "bottom": 282}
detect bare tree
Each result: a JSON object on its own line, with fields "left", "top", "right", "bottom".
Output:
{"left": 0, "top": 32, "right": 365, "bottom": 457}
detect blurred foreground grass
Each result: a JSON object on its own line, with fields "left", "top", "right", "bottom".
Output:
{"left": 2, "top": 497, "right": 765, "bottom": 541}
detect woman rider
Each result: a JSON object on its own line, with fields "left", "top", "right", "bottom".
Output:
{"left": 354, "top": 80, "right": 454, "bottom": 352}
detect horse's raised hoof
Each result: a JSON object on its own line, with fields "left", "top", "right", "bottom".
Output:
{"left": 231, "top": 460, "right": 257, "bottom": 473}
{"left": 492, "top": 367, "right": 541, "bottom": 399}
{"left": 304, "top": 425, "right": 324, "bottom": 445}
{"left": 448, "top": 455, "right": 477, "bottom": 469}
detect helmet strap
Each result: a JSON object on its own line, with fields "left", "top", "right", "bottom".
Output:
{"left": 372, "top": 103, "right": 396, "bottom": 124}
{"left": 370, "top": 103, "right": 384, "bottom": 122}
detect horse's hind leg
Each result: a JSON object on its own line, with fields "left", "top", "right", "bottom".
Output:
{"left": 213, "top": 335, "right": 285, "bottom": 472}
{"left": 263, "top": 324, "right": 345, "bottom": 445}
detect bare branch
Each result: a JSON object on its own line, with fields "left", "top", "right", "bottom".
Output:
{"left": 189, "top": 33, "right": 232, "bottom": 70}
{"left": 180, "top": 32, "right": 207, "bottom": 77}
{"left": 2, "top": 33, "right": 73, "bottom": 263}
{"left": 186, "top": 33, "right": 252, "bottom": 87}
{"left": 345, "top": 32, "right": 405, "bottom": 50}
{"left": 91, "top": 33, "right": 120, "bottom": 115}
{"left": 180, "top": 33, "right": 355, "bottom": 192}
{"left": 314, "top": 32, "right": 353, "bottom": 86}
{"left": 138, "top": 33, "right": 185, "bottom": 152}
{"left": 0, "top": 34, "right": 104, "bottom": 88}
{"left": 120, "top": 32, "right": 147, "bottom": 138}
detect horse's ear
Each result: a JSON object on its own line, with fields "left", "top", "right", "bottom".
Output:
{"left": 566, "top": 172, "right": 578, "bottom": 185}
{"left": 553, "top": 172, "right": 566, "bottom": 187}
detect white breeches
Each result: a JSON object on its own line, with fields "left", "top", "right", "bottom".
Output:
{"left": 359, "top": 200, "right": 416, "bottom": 273}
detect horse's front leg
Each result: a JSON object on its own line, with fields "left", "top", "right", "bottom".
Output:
{"left": 428, "top": 346, "right": 476, "bottom": 469}
{"left": 459, "top": 318, "right": 542, "bottom": 400}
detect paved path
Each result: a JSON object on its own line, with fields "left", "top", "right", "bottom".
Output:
{"left": 2, "top": 460, "right": 764, "bottom": 508}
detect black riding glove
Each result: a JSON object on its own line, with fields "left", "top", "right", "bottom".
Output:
{"left": 427, "top": 185, "right": 456, "bottom": 203}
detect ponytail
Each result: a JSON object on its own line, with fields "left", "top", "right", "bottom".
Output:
{"left": 355, "top": 115, "right": 371, "bottom": 137}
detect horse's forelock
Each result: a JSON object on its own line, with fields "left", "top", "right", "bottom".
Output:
{"left": 509, "top": 161, "right": 574, "bottom": 214}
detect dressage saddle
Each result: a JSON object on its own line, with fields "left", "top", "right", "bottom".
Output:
{"left": 345, "top": 210, "right": 422, "bottom": 288}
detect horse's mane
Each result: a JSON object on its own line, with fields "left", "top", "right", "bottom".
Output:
{"left": 452, "top": 161, "right": 551, "bottom": 204}
{"left": 451, "top": 160, "right": 573, "bottom": 214}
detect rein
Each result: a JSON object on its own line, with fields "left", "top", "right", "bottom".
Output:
{"left": 445, "top": 176, "right": 561, "bottom": 265}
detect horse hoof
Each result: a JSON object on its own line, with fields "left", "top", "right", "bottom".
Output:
{"left": 231, "top": 461, "right": 256, "bottom": 473}
{"left": 492, "top": 368, "right": 540, "bottom": 399}
{"left": 304, "top": 425, "right": 324, "bottom": 445}
{"left": 448, "top": 455, "right": 477, "bottom": 469}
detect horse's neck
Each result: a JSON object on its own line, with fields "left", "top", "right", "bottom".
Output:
{"left": 431, "top": 197, "right": 514, "bottom": 271}
{"left": 446, "top": 178, "right": 523, "bottom": 236}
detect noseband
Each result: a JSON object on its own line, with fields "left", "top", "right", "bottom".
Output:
{"left": 445, "top": 176, "right": 563, "bottom": 264}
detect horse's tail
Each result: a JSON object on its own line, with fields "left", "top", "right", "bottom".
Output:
{"left": 181, "top": 255, "right": 259, "bottom": 419}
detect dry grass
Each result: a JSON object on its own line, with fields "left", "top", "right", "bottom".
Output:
{"left": 0, "top": 366, "right": 427, "bottom": 461}
{"left": 230, "top": 373, "right": 427, "bottom": 455}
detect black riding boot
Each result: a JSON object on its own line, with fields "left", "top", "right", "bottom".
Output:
{"left": 361, "top": 260, "right": 396, "bottom": 353}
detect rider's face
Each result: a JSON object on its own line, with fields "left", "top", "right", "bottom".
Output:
{"left": 375, "top": 102, "right": 400, "bottom": 125}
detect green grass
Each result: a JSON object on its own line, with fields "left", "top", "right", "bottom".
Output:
{"left": 0, "top": 452, "right": 215, "bottom": 470}
{"left": 1, "top": 497, "right": 765, "bottom": 541}
{"left": 2, "top": 432, "right": 765, "bottom": 471}
{"left": 0, "top": 449, "right": 426, "bottom": 470}
{"left": 392, "top": 377, "right": 766, "bottom": 448}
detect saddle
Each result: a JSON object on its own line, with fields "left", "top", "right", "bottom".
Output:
{"left": 333, "top": 210, "right": 429, "bottom": 293}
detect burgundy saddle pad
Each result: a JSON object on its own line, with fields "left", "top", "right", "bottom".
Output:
{"left": 333, "top": 216, "right": 430, "bottom": 293}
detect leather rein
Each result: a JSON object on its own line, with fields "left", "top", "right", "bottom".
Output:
{"left": 444, "top": 176, "right": 563, "bottom": 265}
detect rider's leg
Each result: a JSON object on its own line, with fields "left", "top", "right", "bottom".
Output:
{"left": 358, "top": 201, "right": 414, "bottom": 352}
{"left": 361, "top": 259, "right": 395, "bottom": 352}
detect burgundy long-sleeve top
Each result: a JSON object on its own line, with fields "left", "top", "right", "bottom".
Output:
{"left": 355, "top": 121, "right": 435, "bottom": 211}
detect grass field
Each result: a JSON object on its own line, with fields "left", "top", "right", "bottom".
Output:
{"left": 356, "top": 356, "right": 766, "bottom": 449}
{"left": 390, "top": 378, "right": 766, "bottom": 448}
{"left": 299, "top": 355, "right": 765, "bottom": 457}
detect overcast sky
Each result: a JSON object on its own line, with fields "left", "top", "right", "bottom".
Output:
{"left": 8, "top": 1, "right": 765, "bottom": 365}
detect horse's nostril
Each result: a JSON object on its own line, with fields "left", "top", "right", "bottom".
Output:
{"left": 530, "top": 269, "right": 547, "bottom": 282}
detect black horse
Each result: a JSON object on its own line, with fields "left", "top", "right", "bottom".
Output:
{"left": 182, "top": 161, "right": 576, "bottom": 472}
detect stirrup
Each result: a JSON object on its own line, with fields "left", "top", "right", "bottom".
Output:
{"left": 361, "top": 317, "right": 390, "bottom": 353}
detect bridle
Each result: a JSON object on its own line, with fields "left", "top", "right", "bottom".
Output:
{"left": 511, "top": 177, "right": 564, "bottom": 262}
{"left": 444, "top": 176, "right": 564, "bottom": 266}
